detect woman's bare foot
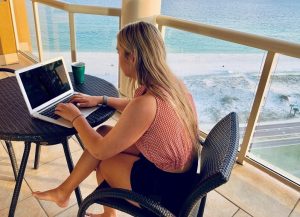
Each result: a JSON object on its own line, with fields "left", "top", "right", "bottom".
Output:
{"left": 32, "top": 187, "right": 70, "bottom": 208}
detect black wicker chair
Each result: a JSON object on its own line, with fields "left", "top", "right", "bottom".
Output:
{"left": 77, "top": 112, "right": 239, "bottom": 217}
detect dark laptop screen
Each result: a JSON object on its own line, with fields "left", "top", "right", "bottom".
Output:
{"left": 19, "top": 59, "right": 71, "bottom": 109}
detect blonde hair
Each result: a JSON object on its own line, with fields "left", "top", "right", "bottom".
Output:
{"left": 117, "top": 21, "right": 200, "bottom": 151}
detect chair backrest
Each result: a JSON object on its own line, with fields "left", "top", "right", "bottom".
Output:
{"left": 179, "top": 112, "right": 239, "bottom": 217}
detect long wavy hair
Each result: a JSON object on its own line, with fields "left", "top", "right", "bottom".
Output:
{"left": 117, "top": 21, "right": 200, "bottom": 151}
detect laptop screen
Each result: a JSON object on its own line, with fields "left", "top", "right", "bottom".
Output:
{"left": 19, "top": 59, "right": 71, "bottom": 109}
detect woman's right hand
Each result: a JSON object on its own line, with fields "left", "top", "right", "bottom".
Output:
{"left": 70, "top": 93, "right": 101, "bottom": 108}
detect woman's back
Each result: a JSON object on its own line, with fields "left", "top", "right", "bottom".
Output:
{"left": 134, "top": 86, "right": 194, "bottom": 172}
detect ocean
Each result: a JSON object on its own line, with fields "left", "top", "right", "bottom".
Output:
{"left": 29, "top": 0, "right": 300, "bottom": 53}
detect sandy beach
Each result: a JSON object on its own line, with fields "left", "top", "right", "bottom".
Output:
{"left": 44, "top": 51, "right": 300, "bottom": 76}
{"left": 42, "top": 51, "right": 300, "bottom": 131}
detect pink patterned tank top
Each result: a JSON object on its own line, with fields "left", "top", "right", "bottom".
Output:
{"left": 134, "top": 86, "right": 195, "bottom": 172}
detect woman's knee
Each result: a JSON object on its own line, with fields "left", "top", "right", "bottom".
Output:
{"left": 98, "top": 156, "right": 117, "bottom": 179}
{"left": 96, "top": 125, "right": 112, "bottom": 136}
{"left": 99, "top": 154, "right": 138, "bottom": 181}
{"left": 98, "top": 155, "right": 136, "bottom": 189}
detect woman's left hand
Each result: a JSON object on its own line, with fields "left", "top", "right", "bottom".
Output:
{"left": 55, "top": 103, "right": 82, "bottom": 122}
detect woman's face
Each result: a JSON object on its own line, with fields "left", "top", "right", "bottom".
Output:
{"left": 117, "top": 44, "right": 136, "bottom": 79}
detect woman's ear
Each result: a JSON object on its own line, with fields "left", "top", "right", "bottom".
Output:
{"left": 128, "top": 51, "right": 136, "bottom": 65}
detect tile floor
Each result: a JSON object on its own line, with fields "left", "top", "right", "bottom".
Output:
{"left": 0, "top": 116, "right": 299, "bottom": 217}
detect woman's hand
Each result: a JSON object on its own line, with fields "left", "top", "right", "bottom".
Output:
{"left": 70, "top": 94, "right": 100, "bottom": 108}
{"left": 55, "top": 103, "right": 82, "bottom": 122}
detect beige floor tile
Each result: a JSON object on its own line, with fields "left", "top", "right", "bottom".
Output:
{"left": 55, "top": 204, "right": 103, "bottom": 217}
{"left": 217, "top": 163, "right": 299, "bottom": 217}
{"left": 0, "top": 158, "right": 32, "bottom": 211}
{"left": 0, "top": 142, "right": 10, "bottom": 162}
{"left": 290, "top": 200, "right": 300, "bottom": 217}
{"left": 0, "top": 196, "right": 47, "bottom": 217}
{"left": 233, "top": 209, "right": 252, "bottom": 217}
{"left": 55, "top": 203, "right": 131, "bottom": 217}
{"left": 204, "top": 190, "right": 238, "bottom": 217}
{"left": 24, "top": 149, "right": 100, "bottom": 216}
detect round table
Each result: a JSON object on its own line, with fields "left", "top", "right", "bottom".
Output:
{"left": 0, "top": 73, "right": 118, "bottom": 217}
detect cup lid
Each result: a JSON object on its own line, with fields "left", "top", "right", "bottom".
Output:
{"left": 71, "top": 62, "right": 85, "bottom": 67}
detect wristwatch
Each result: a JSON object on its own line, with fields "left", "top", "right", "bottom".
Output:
{"left": 103, "top": 95, "right": 108, "bottom": 105}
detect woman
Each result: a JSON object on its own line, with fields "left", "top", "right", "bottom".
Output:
{"left": 33, "top": 21, "right": 200, "bottom": 217}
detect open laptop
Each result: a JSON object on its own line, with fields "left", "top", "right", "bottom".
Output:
{"left": 15, "top": 56, "right": 98, "bottom": 128}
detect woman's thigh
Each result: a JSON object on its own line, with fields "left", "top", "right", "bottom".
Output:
{"left": 99, "top": 153, "right": 140, "bottom": 190}
{"left": 97, "top": 125, "right": 140, "bottom": 156}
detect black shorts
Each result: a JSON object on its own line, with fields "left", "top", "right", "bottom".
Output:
{"left": 130, "top": 155, "right": 198, "bottom": 215}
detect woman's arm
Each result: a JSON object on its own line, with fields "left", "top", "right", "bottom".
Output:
{"left": 72, "top": 94, "right": 156, "bottom": 160}
{"left": 104, "top": 96, "right": 130, "bottom": 112}
{"left": 71, "top": 94, "right": 130, "bottom": 112}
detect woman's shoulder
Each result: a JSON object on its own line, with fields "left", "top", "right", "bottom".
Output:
{"left": 121, "top": 93, "right": 157, "bottom": 128}
{"left": 131, "top": 92, "right": 156, "bottom": 108}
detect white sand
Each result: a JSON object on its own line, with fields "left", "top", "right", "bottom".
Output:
{"left": 42, "top": 51, "right": 300, "bottom": 131}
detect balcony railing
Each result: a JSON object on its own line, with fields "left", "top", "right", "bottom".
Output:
{"left": 12, "top": 0, "right": 300, "bottom": 191}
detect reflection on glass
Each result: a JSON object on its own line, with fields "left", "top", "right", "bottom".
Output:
{"left": 20, "top": 59, "right": 70, "bottom": 109}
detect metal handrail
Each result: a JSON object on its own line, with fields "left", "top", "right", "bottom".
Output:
{"left": 155, "top": 15, "right": 300, "bottom": 59}
{"left": 32, "top": 0, "right": 121, "bottom": 16}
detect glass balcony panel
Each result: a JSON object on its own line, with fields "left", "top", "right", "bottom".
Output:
{"left": 24, "top": 3, "right": 119, "bottom": 86}
{"left": 75, "top": 13, "right": 119, "bottom": 86}
{"left": 28, "top": 4, "right": 72, "bottom": 62}
{"left": 24, "top": 1, "right": 39, "bottom": 57}
{"left": 164, "top": 28, "right": 265, "bottom": 136}
{"left": 249, "top": 55, "right": 300, "bottom": 184}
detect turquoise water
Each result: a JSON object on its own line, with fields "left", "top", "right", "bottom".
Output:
{"left": 29, "top": 0, "right": 300, "bottom": 53}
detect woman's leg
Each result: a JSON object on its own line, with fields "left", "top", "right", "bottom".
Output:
{"left": 87, "top": 153, "right": 140, "bottom": 217}
{"left": 32, "top": 149, "right": 100, "bottom": 207}
{"left": 32, "top": 125, "right": 112, "bottom": 207}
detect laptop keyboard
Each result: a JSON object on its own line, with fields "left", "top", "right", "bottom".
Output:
{"left": 40, "top": 97, "right": 72, "bottom": 120}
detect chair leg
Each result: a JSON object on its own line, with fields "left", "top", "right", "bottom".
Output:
{"left": 61, "top": 137, "right": 83, "bottom": 206}
{"left": 8, "top": 142, "right": 31, "bottom": 217}
{"left": 34, "top": 143, "right": 41, "bottom": 169}
{"left": 5, "top": 141, "right": 19, "bottom": 181}
{"left": 198, "top": 195, "right": 207, "bottom": 217}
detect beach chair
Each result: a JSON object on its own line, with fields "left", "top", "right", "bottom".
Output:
{"left": 77, "top": 112, "right": 239, "bottom": 217}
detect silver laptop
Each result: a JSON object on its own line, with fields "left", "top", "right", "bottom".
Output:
{"left": 15, "top": 56, "right": 98, "bottom": 128}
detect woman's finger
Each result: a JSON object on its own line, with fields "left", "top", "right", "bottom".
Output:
{"left": 54, "top": 109, "right": 62, "bottom": 115}
{"left": 55, "top": 103, "right": 64, "bottom": 110}
{"left": 70, "top": 96, "right": 87, "bottom": 103}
